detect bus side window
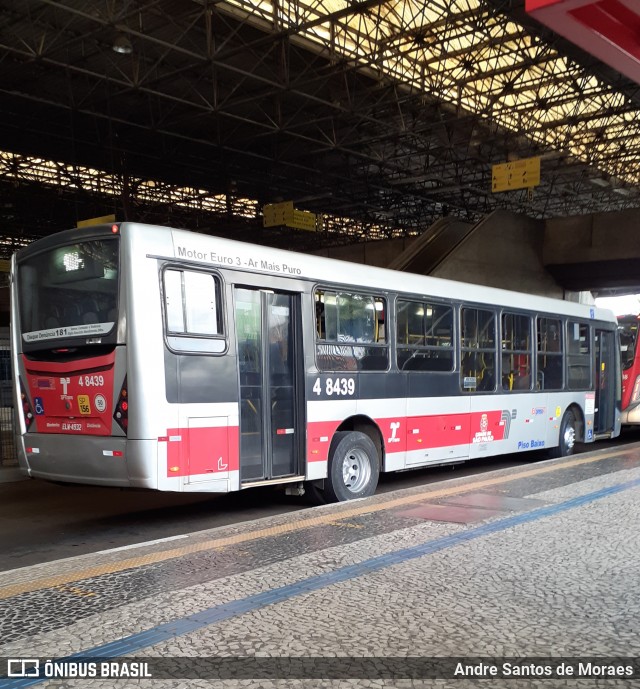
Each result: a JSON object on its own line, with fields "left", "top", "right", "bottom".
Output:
{"left": 162, "top": 267, "right": 225, "bottom": 353}
{"left": 567, "top": 321, "right": 591, "bottom": 389}
{"left": 460, "top": 307, "right": 496, "bottom": 392}
{"left": 397, "top": 300, "right": 453, "bottom": 372}
{"left": 537, "top": 317, "right": 563, "bottom": 390}
{"left": 315, "top": 289, "right": 388, "bottom": 372}
{"left": 501, "top": 313, "right": 532, "bottom": 392}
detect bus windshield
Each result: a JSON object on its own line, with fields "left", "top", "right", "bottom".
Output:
{"left": 17, "top": 238, "right": 119, "bottom": 346}
{"left": 618, "top": 317, "right": 639, "bottom": 371}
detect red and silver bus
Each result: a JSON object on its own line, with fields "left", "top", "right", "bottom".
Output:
{"left": 11, "top": 222, "right": 621, "bottom": 502}
{"left": 618, "top": 314, "right": 640, "bottom": 424}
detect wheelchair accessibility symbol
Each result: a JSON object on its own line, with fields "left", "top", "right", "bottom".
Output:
{"left": 34, "top": 397, "right": 45, "bottom": 415}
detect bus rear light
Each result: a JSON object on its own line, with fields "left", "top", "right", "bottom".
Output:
{"left": 632, "top": 376, "right": 640, "bottom": 404}
{"left": 113, "top": 378, "right": 128, "bottom": 434}
{"left": 20, "top": 382, "right": 34, "bottom": 430}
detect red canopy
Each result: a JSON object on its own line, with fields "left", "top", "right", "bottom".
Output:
{"left": 526, "top": 0, "right": 640, "bottom": 84}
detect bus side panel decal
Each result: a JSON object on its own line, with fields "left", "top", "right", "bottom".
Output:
{"left": 379, "top": 417, "right": 407, "bottom": 452}
{"left": 309, "top": 409, "right": 512, "bottom": 462}
{"left": 306, "top": 420, "right": 341, "bottom": 463}
{"left": 470, "top": 410, "right": 508, "bottom": 444}
{"left": 165, "top": 425, "right": 239, "bottom": 477}
{"left": 406, "top": 413, "right": 470, "bottom": 451}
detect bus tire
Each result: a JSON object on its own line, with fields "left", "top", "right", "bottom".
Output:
{"left": 549, "top": 409, "right": 576, "bottom": 458}
{"left": 324, "top": 431, "right": 380, "bottom": 502}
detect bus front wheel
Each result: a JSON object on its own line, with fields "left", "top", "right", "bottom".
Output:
{"left": 324, "top": 431, "right": 380, "bottom": 502}
{"left": 549, "top": 409, "right": 576, "bottom": 458}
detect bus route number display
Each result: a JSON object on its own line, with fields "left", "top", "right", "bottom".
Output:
{"left": 312, "top": 376, "right": 356, "bottom": 398}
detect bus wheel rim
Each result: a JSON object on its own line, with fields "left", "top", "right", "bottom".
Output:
{"left": 565, "top": 425, "right": 576, "bottom": 450}
{"left": 342, "top": 448, "right": 371, "bottom": 493}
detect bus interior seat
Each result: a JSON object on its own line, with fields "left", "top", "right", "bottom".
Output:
{"left": 568, "top": 364, "right": 591, "bottom": 389}
{"left": 540, "top": 356, "right": 562, "bottom": 389}
{"left": 402, "top": 354, "right": 451, "bottom": 372}
{"left": 402, "top": 355, "right": 428, "bottom": 371}
{"left": 426, "top": 356, "right": 452, "bottom": 372}
{"left": 514, "top": 374, "right": 531, "bottom": 390}
{"left": 63, "top": 303, "right": 82, "bottom": 325}
{"left": 82, "top": 298, "right": 100, "bottom": 324}
{"left": 359, "top": 354, "right": 388, "bottom": 371}
{"left": 43, "top": 304, "right": 61, "bottom": 329}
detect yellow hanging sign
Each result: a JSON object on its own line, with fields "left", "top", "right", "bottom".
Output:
{"left": 492, "top": 157, "right": 541, "bottom": 192}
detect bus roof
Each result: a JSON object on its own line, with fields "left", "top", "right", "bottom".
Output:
{"left": 156, "top": 223, "right": 615, "bottom": 323}
{"left": 15, "top": 221, "right": 617, "bottom": 324}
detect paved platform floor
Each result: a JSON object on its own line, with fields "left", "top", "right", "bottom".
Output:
{"left": 1, "top": 445, "right": 640, "bottom": 688}
{"left": 0, "top": 466, "right": 23, "bottom": 485}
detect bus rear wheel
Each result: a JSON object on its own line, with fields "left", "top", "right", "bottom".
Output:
{"left": 324, "top": 431, "right": 380, "bottom": 503}
{"left": 549, "top": 409, "right": 576, "bottom": 458}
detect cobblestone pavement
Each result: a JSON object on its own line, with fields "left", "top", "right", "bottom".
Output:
{"left": 1, "top": 447, "right": 639, "bottom": 688}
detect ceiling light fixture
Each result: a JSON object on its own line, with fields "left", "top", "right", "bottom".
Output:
{"left": 112, "top": 33, "right": 133, "bottom": 55}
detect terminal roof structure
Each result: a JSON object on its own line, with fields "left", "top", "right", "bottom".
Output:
{"left": 1, "top": 0, "right": 640, "bottom": 252}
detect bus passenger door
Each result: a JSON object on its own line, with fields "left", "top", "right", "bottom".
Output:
{"left": 235, "top": 288, "right": 302, "bottom": 483}
{"left": 594, "top": 328, "right": 616, "bottom": 435}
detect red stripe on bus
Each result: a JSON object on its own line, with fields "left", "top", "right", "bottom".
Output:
{"left": 380, "top": 410, "right": 508, "bottom": 448}
{"left": 166, "top": 425, "right": 239, "bottom": 477}
{"left": 306, "top": 420, "right": 341, "bottom": 463}
{"left": 167, "top": 408, "right": 510, "bottom": 476}
{"left": 307, "top": 409, "right": 509, "bottom": 462}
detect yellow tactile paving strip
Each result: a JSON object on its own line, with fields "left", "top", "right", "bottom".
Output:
{"left": 0, "top": 449, "right": 631, "bottom": 601}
